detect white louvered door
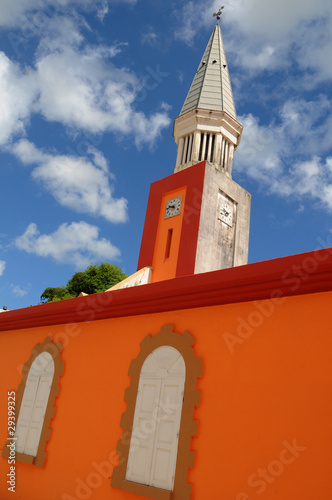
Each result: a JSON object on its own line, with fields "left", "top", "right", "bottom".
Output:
{"left": 15, "top": 352, "right": 54, "bottom": 457}
{"left": 126, "top": 378, "right": 161, "bottom": 485}
{"left": 15, "top": 375, "right": 40, "bottom": 453}
{"left": 149, "top": 378, "right": 184, "bottom": 490}
{"left": 126, "top": 346, "right": 185, "bottom": 491}
{"left": 23, "top": 374, "right": 53, "bottom": 455}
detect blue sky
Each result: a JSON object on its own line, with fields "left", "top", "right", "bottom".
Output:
{"left": 0, "top": 0, "right": 332, "bottom": 310}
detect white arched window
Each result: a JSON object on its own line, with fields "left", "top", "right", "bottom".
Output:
{"left": 15, "top": 351, "right": 54, "bottom": 457}
{"left": 112, "top": 325, "right": 202, "bottom": 500}
{"left": 126, "top": 346, "right": 185, "bottom": 491}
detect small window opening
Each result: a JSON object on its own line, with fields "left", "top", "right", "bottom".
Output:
{"left": 204, "top": 135, "right": 210, "bottom": 161}
{"left": 165, "top": 229, "right": 173, "bottom": 260}
{"left": 199, "top": 133, "right": 204, "bottom": 161}
{"left": 210, "top": 135, "right": 215, "bottom": 162}
{"left": 185, "top": 136, "right": 191, "bottom": 163}
{"left": 188, "top": 136, "right": 193, "bottom": 163}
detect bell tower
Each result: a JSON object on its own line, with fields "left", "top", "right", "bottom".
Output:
{"left": 174, "top": 21, "right": 241, "bottom": 176}
{"left": 138, "top": 9, "right": 251, "bottom": 282}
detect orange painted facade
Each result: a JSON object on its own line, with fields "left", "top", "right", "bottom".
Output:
{"left": 152, "top": 186, "right": 187, "bottom": 282}
{"left": 1, "top": 250, "right": 332, "bottom": 499}
{"left": 138, "top": 161, "right": 205, "bottom": 280}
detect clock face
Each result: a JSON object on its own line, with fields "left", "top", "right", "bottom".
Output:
{"left": 219, "top": 202, "right": 233, "bottom": 227}
{"left": 165, "top": 196, "right": 182, "bottom": 219}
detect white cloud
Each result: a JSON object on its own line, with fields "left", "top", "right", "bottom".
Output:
{"left": 15, "top": 221, "right": 121, "bottom": 268}
{"left": 12, "top": 139, "right": 128, "bottom": 223}
{"left": 34, "top": 44, "right": 170, "bottom": 144}
{"left": 173, "top": 1, "right": 197, "bottom": 46}
{"left": 11, "top": 285, "right": 28, "bottom": 297}
{"left": 141, "top": 27, "right": 158, "bottom": 47}
{"left": 236, "top": 113, "right": 283, "bottom": 183}
{"left": 224, "top": 0, "right": 321, "bottom": 39}
{"left": 11, "top": 139, "right": 44, "bottom": 163}
{"left": 273, "top": 157, "right": 332, "bottom": 209}
{"left": 237, "top": 96, "right": 332, "bottom": 167}
{"left": 0, "top": 9, "right": 171, "bottom": 226}
{"left": 0, "top": 17, "right": 170, "bottom": 148}
{"left": 175, "top": 0, "right": 332, "bottom": 81}
{"left": 35, "top": 14, "right": 86, "bottom": 53}
{"left": 0, "top": 0, "right": 88, "bottom": 28}
{"left": 0, "top": 261, "right": 6, "bottom": 276}
{"left": 235, "top": 97, "right": 332, "bottom": 211}
{"left": 0, "top": 0, "right": 136, "bottom": 28}
{"left": 97, "top": 0, "right": 109, "bottom": 22}
{"left": 0, "top": 53, "right": 38, "bottom": 144}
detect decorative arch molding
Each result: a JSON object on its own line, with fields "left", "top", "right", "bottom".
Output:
{"left": 2, "top": 337, "right": 63, "bottom": 467}
{"left": 111, "top": 325, "right": 203, "bottom": 500}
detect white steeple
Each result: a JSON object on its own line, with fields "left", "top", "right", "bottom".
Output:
{"left": 180, "top": 25, "right": 237, "bottom": 119}
{"left": 171, "top": 11, "right": 251, "bottom": 275}
{"left": 174, "top": 20, "right": 243, "bottom": 176}
{"left": 137, "top": 9, "right": 251, "bottom": 280}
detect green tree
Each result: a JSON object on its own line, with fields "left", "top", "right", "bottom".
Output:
{"left": 40, "top": 263, "right": 127, "bottom": 303}
{"left": 40, "top": 287, "right": 76, "bottom": 303}
{"left": 67, "top": 263, "right": 127, "bottom": 295}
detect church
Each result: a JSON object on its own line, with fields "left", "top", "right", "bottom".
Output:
{"left": 1, "top": 11, "right": 332, "bottom": 500}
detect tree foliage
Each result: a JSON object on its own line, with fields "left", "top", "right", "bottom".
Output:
{"left": 40, "top": 263, "right": 127, "bottom": 303}
{"left": 40, "top": 287, "right": 75, "bottom": 303}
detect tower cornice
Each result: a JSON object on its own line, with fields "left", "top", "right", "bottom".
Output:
{"left": 173, "top": 108, "right": 243, "bottom": 174}
{"left": 174, "top": 109, "right": 243, "bottom": 146}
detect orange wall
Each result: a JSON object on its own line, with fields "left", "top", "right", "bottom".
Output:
{"left": 0, "top": 290, "right": 332, "bottom": 500}
{"left": 151, "top": 186, "right": 187, "bottom": 283}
